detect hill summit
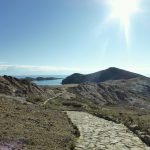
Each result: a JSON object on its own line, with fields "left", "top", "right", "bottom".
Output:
{"left": 62, "top": 67, "right": 144, "bottom": 84}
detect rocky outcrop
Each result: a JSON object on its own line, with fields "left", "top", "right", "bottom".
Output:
{"left": 71, "top": 77, "right": 150, "bottom": 108}
{"left": 62, "top": 67, "right": 144, "bottom": 84}
{"left": 0, "top": 75, "right": 45, "bottom": 97}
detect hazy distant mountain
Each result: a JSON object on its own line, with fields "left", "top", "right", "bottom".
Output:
{"left": 62, "top": 67, "right": 145, "bottom": 84}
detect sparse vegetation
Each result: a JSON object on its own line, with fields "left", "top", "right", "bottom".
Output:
{"left": 0, "top": 76, "right": 150, "bottom": 148}
{"left": 26, "top": 96, "right": 44, "bottom": 104}
{"left": 0, "top": 98, "right": 77, "bottom": 150}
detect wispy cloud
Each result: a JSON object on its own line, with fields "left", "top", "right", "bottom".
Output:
{"left": 0, "top": 64, "right": 98, "bottom": 75}
{"left": 0, "top": 64, "right": 149, "bottom": 76}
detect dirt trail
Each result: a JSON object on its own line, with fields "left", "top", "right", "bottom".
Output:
{"left": 43, "top": 91, "right": 66, "bottom": 105}
{"left": 67, "top": 111, "right": 150, "bottom": 150}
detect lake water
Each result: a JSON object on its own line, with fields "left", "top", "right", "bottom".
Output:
{"left": 16, "top": 75, "right": 67, "bottom": 86}
{"left": 33, "top": 78, "right": 64, "bottom": 86}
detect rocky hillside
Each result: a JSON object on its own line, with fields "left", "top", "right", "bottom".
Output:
{"left": 0, "top": 75, "right": 45, "bottom": 97}
{"left": 71, "top": 77, "right": 150, "bottom": 108}
{"left": 62, "top": 67, "right": 144, "bottom": 84}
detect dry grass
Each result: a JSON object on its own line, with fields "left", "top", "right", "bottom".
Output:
{"left": 0, "top": 91, "right": 150, "bottom": 149}
{"left": 0, "top": 98, "right": 77, "bottom": 150}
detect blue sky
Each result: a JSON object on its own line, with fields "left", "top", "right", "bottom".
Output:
{"left": 0, "top": 0, "right": 149, "bottom": 75}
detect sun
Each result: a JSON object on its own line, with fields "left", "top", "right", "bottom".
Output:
{"left": 107, "top": 0, "right": 140, "bottom": 45}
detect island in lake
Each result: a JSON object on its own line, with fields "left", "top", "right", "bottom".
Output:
{"left": 23, "top": 77, "right": 63, "bottom": 82}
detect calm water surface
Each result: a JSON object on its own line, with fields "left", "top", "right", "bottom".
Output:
{"left": 16, "top": 75, "right": 67, "bottom": 86}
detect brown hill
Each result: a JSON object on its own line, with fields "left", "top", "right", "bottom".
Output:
{"left": 62, "top": 67, "right": 145, "bottom": 84}
{"left": 0, "top": 75, "right": 44, "bottom": 97}
{"left": 71, "top": 77, "right": 150, "bottom": 108}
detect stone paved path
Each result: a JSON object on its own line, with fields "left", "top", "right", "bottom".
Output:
{"left": 66, "top": 111, "right": 150, "bottom": 150}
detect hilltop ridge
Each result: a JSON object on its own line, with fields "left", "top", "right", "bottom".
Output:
{"left": 62, "top": 67, "right": 145, "bottom": 84}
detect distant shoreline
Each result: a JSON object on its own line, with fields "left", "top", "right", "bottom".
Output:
{"left": 22, "top": 77, "right": 64, "bottom": 82}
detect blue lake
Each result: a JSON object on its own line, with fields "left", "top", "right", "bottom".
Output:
{"left": 33, "top": 78, "right": 64, "bottom": 86}
{"left": 16, "top": 75, "right": 67, "bottom": 86}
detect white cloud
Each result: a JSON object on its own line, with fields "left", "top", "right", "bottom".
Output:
{"left": 0, "top": 64, "right": 98, "bottom": 75}
{"left": 0, "top": 64, "right": 149, "bottom": 76}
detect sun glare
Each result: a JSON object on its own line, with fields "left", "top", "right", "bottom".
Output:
{"left": 107, "top": 0, "right": 140, "bottom": 45}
